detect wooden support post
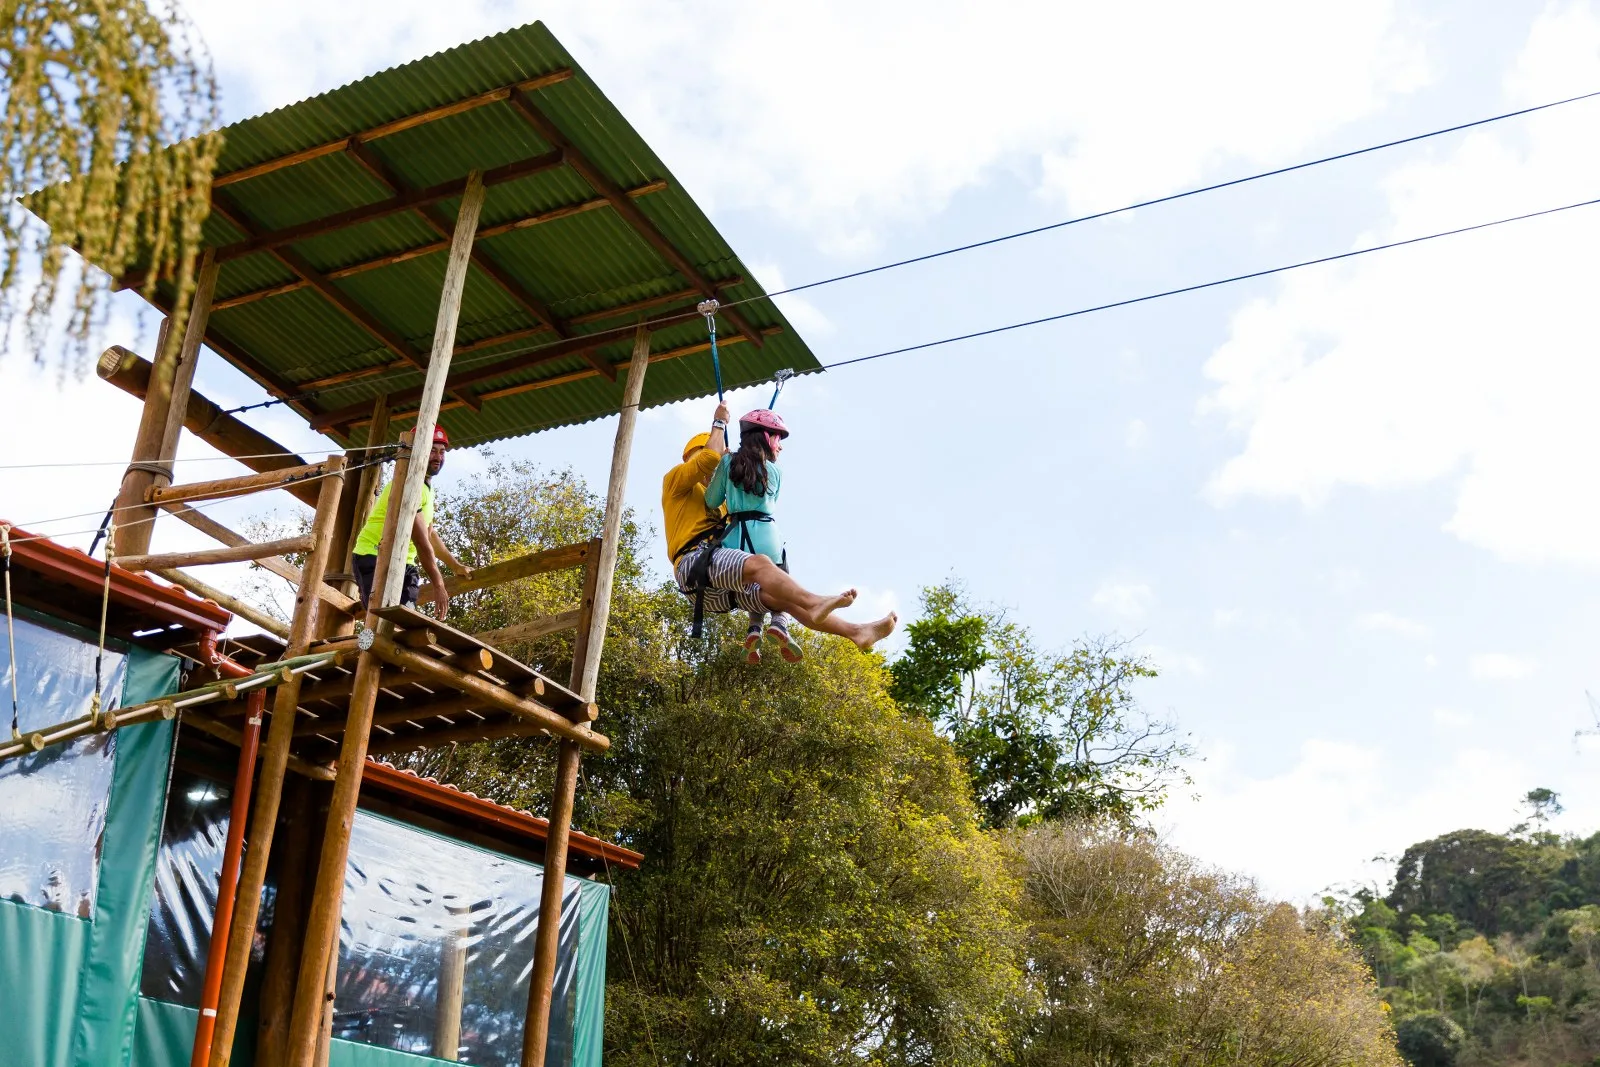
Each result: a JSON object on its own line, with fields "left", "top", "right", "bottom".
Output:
{"left": 254, "top": 778, "right": 317, "bottom": 1067}
{"left": 435, "top": 907, "right": 470, "bottom": 1061}
{"left": 209, "top": 459, "right": 345, "bottom": 1067}
{"left": 285, "top": 172, "right": 486, "bottom": 1067}
{"left": 330, "top": 395, "right": 391, "bottom": 606}
{"left": 521, "top": 333, "right": 645, "bottom": 1066}
{"left": 116, "top": 250, "right": 219, "bottom": 556}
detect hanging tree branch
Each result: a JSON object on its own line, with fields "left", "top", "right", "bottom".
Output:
{"left": 0, "top": 0, "right": 221, "bottom": 371}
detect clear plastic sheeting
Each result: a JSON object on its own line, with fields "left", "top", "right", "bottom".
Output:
{"left": 139, "top": 768, "right": 275, "bottom": 1005}
{"left": 0, "top": 612, "right": 127, "bottom": 917}
{"left": 333, "top": 811, "right": 582, "bottom": 1067}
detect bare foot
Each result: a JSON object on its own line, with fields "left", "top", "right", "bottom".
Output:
{"left": 852, "top": 612, "right": 898, "bottom": 651}
{"left": 813, "top": 589, "right": 857, "bottom": 627}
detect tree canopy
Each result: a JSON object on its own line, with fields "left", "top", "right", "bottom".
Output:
{"left": 387, "top": 461, "right": 1402, "bottom": 1067}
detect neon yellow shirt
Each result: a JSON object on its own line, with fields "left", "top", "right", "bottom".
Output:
{"left": 354, "top": 480, "right": 433, "bottom": 564}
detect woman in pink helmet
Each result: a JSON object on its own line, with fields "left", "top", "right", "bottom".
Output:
{"left": 705, "top": 408, "right": 800, "bottom": 662}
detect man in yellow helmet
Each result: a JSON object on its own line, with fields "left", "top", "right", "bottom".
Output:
{"left": 661, "top": 402, "right": 896, "bottom": 649}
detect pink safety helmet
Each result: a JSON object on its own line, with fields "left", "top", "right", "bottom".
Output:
{"left": 739, "top": 408, "right": 789, "bottom": 438}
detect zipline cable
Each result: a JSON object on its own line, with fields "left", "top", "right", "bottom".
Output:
{"left": 439, "top": 190, "right": 1600, "bottom": 451}
{"left": 817, "top": 192, "right": 1600, "bottom": 373}
{"left": 205, "top": 84, "right": 1600, "bottom": 419}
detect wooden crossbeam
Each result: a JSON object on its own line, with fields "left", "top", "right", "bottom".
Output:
{"left": 508, "top": 90, "right": 765, "bottom": 350}
{"left": 211, "top": 70, "right": 574, "bottom": 188}
{"left": 324, "top": 326, "right": 780, "bottom": 431}
{"left": 416, "top": 541, "right": 591, "bottom": 599}
{"left": 208, "top": 182, "right": 670, "bottom": 313}
{"left": 473, "top": 608, "right": 582, "bottom": 647}
{"left": 147, "top": 460, "right": 335, "bottom": 506}
{"left": 117, "top": 535, "right": 313, "bottom": 572}
{"left": 214, "top": 151, "right": 564, "bottom": 266}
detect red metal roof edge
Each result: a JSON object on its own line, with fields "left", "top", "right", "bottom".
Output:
{"left": 362, "top": 759, "right": 643, "bottom": 871}
{"left": 1, "top": 520, "right": 233, "bottom": 634}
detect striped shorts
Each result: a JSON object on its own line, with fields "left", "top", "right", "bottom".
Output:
{"left": 673, "top": 545, "right": 766, "bottom": 615}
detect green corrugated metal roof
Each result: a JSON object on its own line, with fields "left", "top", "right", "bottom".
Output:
{"left": 66, "top": 22, "right": 821, "bottom": 447}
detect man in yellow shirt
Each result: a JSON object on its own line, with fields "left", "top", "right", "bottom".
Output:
{"left": 662, "top": 403, "right": 896, "bottom": 649}
{"left": 352, "top": 426, "right": 472, "bottom": 619}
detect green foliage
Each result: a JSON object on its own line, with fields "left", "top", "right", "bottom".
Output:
{"left": 1394, "top": 1012, "right": 1465, "bottom": 1067}
{"left": 1011, "top": 823, "right": 1401, "bottom": 1066}
{"left": 418, "top": 466, "right": 1389, "bottom": 1066}
{"left": 1342, "top": 790, "right": 1600, "bottom": 1065}
{"left": 889, "top": 583, "right": 1190, "bottom": 828}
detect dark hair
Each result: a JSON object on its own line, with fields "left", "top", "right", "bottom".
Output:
{"left": 728, "top": 431, "right": 775, "bottom": 498}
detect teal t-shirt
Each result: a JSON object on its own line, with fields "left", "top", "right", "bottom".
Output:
{"left": 705, "top": 454, "right": 783, "bottom": 560}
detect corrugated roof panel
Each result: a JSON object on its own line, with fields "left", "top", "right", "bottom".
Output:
{"left": 40, "top": 21, "right": 820, "bottom": 447}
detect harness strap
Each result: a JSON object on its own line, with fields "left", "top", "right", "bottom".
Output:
{"left": 2, "top": 525, "right": 18, "bottom": 741}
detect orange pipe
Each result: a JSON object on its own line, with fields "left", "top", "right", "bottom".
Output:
{"left": 190, "top": 646, "right": 262, "bottom": 1067}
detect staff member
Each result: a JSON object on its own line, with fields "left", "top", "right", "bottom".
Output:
{"left": 351, "top": 426, "right": 471, "bottom": 619}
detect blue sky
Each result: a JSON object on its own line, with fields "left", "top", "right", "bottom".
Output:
{"left": 5, "top": 0, "right": 1600, "bottom": 899}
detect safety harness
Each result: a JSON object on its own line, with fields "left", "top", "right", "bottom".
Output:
{"left": 675, "top": 511, "right": 787, "bottom": 639}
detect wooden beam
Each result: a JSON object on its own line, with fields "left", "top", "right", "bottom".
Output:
{"left": 414, "top": 541, "right": 590, "bottom": 600}
{"left": 149, "top": 460, "right": 335, "bottom": 507}
{"left": 342, "top": 140, "right": 583, "bottom": 381}
{"left": 285, "top": 176, "right": 488, "bottom": 1067}
{"left": 366, "top": 634, "right": 607, "bottom": 751}
{"left": 212, "top": 192, "right": 430, "bottom": 373}
{"left": 473, "top": 608, "right": 582, "bottom": 647}
{"left": 508, "top": 91, "right": 765, "bottom": 350}
{"left": 363, "top": 718, "right": 550, "bottom": 756}
{"left": 208, "top": 182, "right": 670, "bottom": 313}
{"left": 211, "top": 151, "right": 562, "bottom": 268}
{"left": 211, "top": 70, "right": 574, "bottom": 189}
{"left": 182, "top": 713, "right": 335, "bottom": 780}
{"left": 99, "top": 345, "right": 321, "bottom": 508}
{"left": 118, "top": 535, "right": 314, "bottom": 573}
{"left": 153, "top": 569, "right": 290, "bottom": 639}
{"left": 210, "top": 463, "right": 345, "bottom": 1067}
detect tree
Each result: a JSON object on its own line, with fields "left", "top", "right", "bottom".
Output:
{"left": 2, "top": 0, "right": 220, "bottom": 368}
{"left": 414, "top": 465, "right": 1027, "bottom": 1067}
{"left": 890, "top": 582, "right": 1190, "bottom": 828}
{"left": 1393, "top": 1012, "right": 1465, "bottom": 1067}
{"left": 1010, "top": 822, "right": 1401, "bottom": 1067}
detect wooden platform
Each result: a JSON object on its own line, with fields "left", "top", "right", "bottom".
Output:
{"left": 191, "top": 606, "right": 600, "bottom": 765}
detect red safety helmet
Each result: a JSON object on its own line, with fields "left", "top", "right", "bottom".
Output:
{"left": 432, "top": 425, "right": 450, "bottom": 448}
{"left": 739, "top": 409, "right": 788, "bottom": 438}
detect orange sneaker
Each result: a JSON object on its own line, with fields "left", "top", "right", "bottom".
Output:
{"left": 743, "top": 628, "right": 762, "bottom": 665}
{"left": 766, "top": 623, "right": 803, "bottom": 663}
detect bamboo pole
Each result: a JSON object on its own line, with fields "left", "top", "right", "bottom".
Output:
{"left": 522, "top": 490, "right": 625, "bottom": 1064}
{"left": 210, "top": 459, "right": 345, "bottom": 1067}
{"left": 285, "top": 172, "right": 486, "bottom": 1067}
{"left": 149, "top": 460, "right": 335, "bottom": 507}
{"left": 118, "top": 535, "right": 313, "bottom": 572}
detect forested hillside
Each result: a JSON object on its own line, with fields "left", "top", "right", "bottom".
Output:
{"left": 1346, "top": 792, "right": 1600, "bottom": 1066}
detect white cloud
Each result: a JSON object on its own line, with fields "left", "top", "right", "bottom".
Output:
{"left": 1432, "top": 707, "right": 1473, "bottom": 728}
{"left": 1092, "top": 580, "right": 1154, "bottom": 619}
{"left": 1424, "top": 653, "right": 1438, "bottom": 669}
{"left": 1213, "top": 607, "right": 1244, "bottom": 628}
{"left": 1356, "top": 610, "right": 1430, "bottom": 639}
{"left": 1201, "top": 4, "right": 1600, "bottom": 567}
{"left": 745, "top": 261, "right": 834, "bottom": 339}
{"left": 1164, "top": 738, "right": 1526, "bottom": 901}
{"left": 1470, "top": 652, "right": 1538, "bottom": 681}
{"left": 184, "top": 0, "right": 1426, "bottom": 251}
{"left": 1142, "top": 644, "right": 1206, "bottom": 677}
{"left": 1124, "top": 418, "right": 1150, "bottom": 449}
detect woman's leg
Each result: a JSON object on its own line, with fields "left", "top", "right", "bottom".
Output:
{"left": 741, "top": 555, "right": 897, "bottom": 649}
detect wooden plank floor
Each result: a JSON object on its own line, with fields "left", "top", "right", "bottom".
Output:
{"left": 186, "top": 610, "right": 592, "bottom": 763}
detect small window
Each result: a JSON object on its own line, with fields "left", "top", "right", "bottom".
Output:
{"left": 0, "top": 613, "right": 127, "bottom": 917}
